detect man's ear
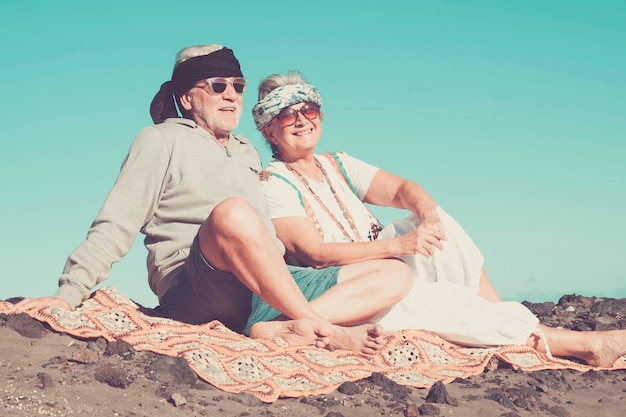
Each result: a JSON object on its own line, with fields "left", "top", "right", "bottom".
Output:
{"left": 179, "top": 92, "right": 193, "bottom": 111}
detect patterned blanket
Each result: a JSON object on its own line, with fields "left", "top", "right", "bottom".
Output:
{"left": 2, "top": 286, "right": 624, "bottom": 403}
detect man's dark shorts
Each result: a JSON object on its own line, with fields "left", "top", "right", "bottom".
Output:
{"left": 159, "top": 236, "right": 340, "bottom": 333}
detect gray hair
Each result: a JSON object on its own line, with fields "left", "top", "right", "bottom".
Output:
{"left": 257, "top": 70, "right": 323, "bottom": 159}
{"left": 175, "top": 44, "right": 224, "bottom": 67}
{"left": 170, "top": 44, "right": 224, "bottom": 118}
{"left": 257, "top": 70, "right": 308, "bottom": 101}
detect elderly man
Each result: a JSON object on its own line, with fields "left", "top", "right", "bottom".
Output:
{"left": 12, "top": 44, "right": 411, "bottom": 353}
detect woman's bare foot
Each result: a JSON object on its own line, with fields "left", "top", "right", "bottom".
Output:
{"left": 249, "top": 319, "right": 332, "bottom": 348}
{"left": 327, "top": 323, "right": 385, "bottom": 355}
{"left": 580, "top": 329, "right": 626, "bottom": 368}
{"left": 249, "top": 320, "right": 385, "bottom": 355}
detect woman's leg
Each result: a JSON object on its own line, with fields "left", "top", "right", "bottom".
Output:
{"left": 527, "top": 324, "right": 626, "bottom": 367}
{"left": 307, "top": 258, "right": 413, "bottom": 326}
{"left": 478, "top": 268, "right": 502, "bottom": 302}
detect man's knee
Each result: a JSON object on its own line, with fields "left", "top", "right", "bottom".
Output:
{"left": 204, "top": 197, "right": 266, "bottom": 242}
{"left": 210, "top": 197, "right": 253, "bottom": 224}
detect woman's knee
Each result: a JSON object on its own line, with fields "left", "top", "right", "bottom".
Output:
{"left": 385, "top": 259, "right": 413, "bottom": 300}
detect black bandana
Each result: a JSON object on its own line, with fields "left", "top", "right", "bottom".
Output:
{"left": 149, "top": 47, "right": 243, "bottom": 124}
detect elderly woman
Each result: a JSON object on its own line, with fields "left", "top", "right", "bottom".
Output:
{"left": 245, "top": 70, "right": 626, "bottom": 367}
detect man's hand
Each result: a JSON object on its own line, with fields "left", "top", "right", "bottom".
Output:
{"left": 8, "top": 296, "right": 72, "bottom": 312}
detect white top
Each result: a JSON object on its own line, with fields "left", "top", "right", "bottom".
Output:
{"left": 262, "top": 152, "right": 380, "bottom": 242}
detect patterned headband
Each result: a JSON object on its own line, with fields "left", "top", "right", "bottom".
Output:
{"left": 252, "top": 83, "right": 322, "bottom": 129}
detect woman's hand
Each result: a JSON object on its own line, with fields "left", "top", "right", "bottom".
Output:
{"left": 420, "top": 208, "right": 446, "bottom": 238}
{"left": 394, "top": 222, "right": 446, "bottom": 257}
{"left": 8, "top": 296, "right": 72, "bottom": 312}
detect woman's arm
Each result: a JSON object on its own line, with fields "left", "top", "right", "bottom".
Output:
{"left": 364, "top": 170, "right": 445, "bottom": 235}
{"left": 273, "top": 215, "right": 444, "bottom": 269}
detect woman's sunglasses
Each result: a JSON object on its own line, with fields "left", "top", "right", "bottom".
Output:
{"left": 196, "top": 77, "right": 247, "bottom": 94}
{"left": 273, "top": 102, "right": 321, "bottom": 127}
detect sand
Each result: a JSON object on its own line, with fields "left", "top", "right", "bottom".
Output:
{"left": 1, "top": 293, "right": 625, "bottom": 417}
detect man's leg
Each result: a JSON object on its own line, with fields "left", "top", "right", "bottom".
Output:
{"left": 198, "top": 198, "right": 389, "bottom": 352}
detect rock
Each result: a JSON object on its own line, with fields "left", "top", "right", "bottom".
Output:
{"left": 94, "top": 364, "right": 130, "bottom": 388}
{"left": 4, "top": 313, "right": 48, "bottom": 338}
{"left": 37, "top": 372, "right": 54, "bottom": 389}
{"left": 337, "top": 381, "right": 360, "bottom": 395}
{"left": 229, "top": 392, "right": 264, "bottom": 407}
{"left": 418, "top": 403, "right": 441, "bottom": 415}
{"left": 169, "top": 392, "right": 187, "bottom": 407}
{"left": 368, "top": 372, "right": 411, "bottom": 399}
{"left": 425, "top": 380, "right": 447, "bottom": 404}
{"left": 548, "top": 405, "right": 571, "bottom": 417}
{"left": 590, "top": 298, "right": 626, "bottom": 315}
{"left": 404, "top": 403, "right": 419, "bottom": 417}
{"left": 147, "top": 355, "right": 198, "bottom": 386}
{"left": 486, "top": 392, "right": 516, "bottom": 410}
{"left": 71, "top": 347, "right": 100, "bottom": 364}
{"left": 105, "top": 339, "right": 135, "bottom": 357}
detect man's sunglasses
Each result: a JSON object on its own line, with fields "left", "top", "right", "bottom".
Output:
{"left": 196, "top": 77, "right": 247, "bottom": 94}
{"left": 273, "top": 102, "right": 321, "bottom": 127}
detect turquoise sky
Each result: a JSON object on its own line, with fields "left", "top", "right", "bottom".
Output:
{"left": 1, "top": 1, "right": 625, "bottom": 307}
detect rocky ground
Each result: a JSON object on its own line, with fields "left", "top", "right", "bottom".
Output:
{"left": 1, "top": 294, "right": 625, "bottom": 417}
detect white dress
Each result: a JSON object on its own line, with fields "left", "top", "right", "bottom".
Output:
{"left": 261, "top": 152, "right": 538, "bottom": 347}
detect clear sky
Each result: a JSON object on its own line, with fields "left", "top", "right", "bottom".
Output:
{"left": 1, "top": 0, "right": 625, "bottom": 307}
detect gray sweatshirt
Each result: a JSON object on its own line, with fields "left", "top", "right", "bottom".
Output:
{"left": 55, "top": 118, "right": 282, "bottom": 308}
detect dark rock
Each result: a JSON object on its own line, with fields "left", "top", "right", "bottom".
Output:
{"left": 71, "top": 347, "right": 100, "bottom": 364}
{"left": 590, "top": 298, "right": 626, "bottom": 315}
{"left": 337, "top": 381, "right": 360, "bottom": 395}
{"left": 425, "top": 380, "right": 447, "bottom": 404}
{"left": 147, "top": 355, "right": 197, "bottom": 386}
{"left": 590, "top": 318, "right": 619, "bottom": 331}
{"left": 557, "top": 294, "right": 592, "bottom": 305}
{"left": 445, "top": 395, "right": 459, "bottom": 406}
{"left": 37, "top": 372, "right": 54, "bottom": 389}
{"left": 513, "top": 397, "right": 530, "bottom": 409}
{"left": 3, "top": 297, "right": 25, "bottom": 304}
{"left": 229, "top": 392, "right": 264, "bottom": 407}
{"left": 105, "top": 339, "right": 135, "bottom": 357}
{"left": 530, "top": 370, "right": 566, "bottom": 392}
{"left": 548, "top": 405, "right": 571, "bottom": 417}
{"left": 404, "top": 403, "right": 419, "bottom": 417}
{"left": 94, "top": 364, "right": 130, "bottom": 388}
{"left": 418, "top": 403, "right": 441, "bottom": 415}
{"left": 325, "top": 413, "right": 345, "bottom": 417}
{"left": 486, "top": 392, "right": 516, "bottom": 410}
{"left": 523, "top": 300, "right": 555, "bottom": 318}
{"left": 4, "top": 313, "right": 48, "bottom": 338}
{"left": 87, "top": 337, "right": 108, "bottom": 354}
{"left": 368, "top": 372, "right": 411, "bottom": 399}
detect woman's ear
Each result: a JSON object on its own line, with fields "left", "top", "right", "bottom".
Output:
{"left": 262, "top": 126, "right": 277, "bottom": 144}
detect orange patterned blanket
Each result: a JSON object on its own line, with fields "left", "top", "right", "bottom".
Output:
{"left": 2, "top": 286, "right": 624, "bottom": 403}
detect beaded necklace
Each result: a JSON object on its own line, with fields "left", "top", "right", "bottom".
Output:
{"left": 284, "top": 158, "right": 364, "bottom": 242}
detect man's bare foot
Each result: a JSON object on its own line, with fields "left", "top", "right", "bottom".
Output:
{"left": 581, "top": 330, "right": 626, "bottom": 368}
{"left": 249, "top": 319, "right": 332, "bottom": 348}
{"left": 327, "top": 323, "right": 385, "bottom": 355}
